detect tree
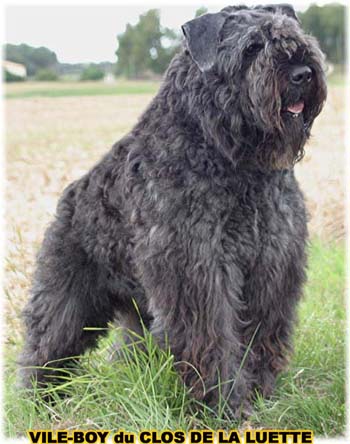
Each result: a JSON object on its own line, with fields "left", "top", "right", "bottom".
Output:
{"left": 299, "top": 4, "right": 345, "bottom": 65}
{"left": 4, "top": 43, "right": 58, "bottom": 76}
{"left": 116, "top": 9, "right": 179, "bottom": 78}
{"left": 195, "top": 7, "right": 208, "bottom": 17}
{"left": 35, "top": 69, "right": 59, "bottom": 81}
{"left": 80, "top": 64, "right": 105, "bottom": 81}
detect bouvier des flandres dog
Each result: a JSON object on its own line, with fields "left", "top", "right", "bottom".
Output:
{"left": 20, "top": 4, "right": 327, "bottom": 416}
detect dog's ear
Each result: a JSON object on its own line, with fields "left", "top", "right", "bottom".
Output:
{"left": 182, "top": 12, "right": 226, "bottom": 72}
{"left": 261, "top": 4, "right": 300, "bottom": 23}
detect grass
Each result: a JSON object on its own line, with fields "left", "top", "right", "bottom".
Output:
{"left": 4, "top": 240, "right": 345, "bottom": 438}
{"left": 4, "top": 80, "right": 160, "bottom": 99}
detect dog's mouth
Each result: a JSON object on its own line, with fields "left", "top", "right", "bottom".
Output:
{"left": 282, "top": 100, "right": 305, "bottom": 119}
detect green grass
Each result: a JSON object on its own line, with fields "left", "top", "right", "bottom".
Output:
{"left": 5, "top": 80, "right": 160, "bottom": 99}
{"left": 5, "top": 240, "right": 345, "bottom": 438}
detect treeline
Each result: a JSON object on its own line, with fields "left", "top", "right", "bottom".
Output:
{"left": 4, "top": 43, "right": 113, "bottom": 82}
{"left": 115, "top": 4, "right": 346, "bottom": 79}
{"left": 5, "top": 43, "right": 58, "bottom": 81}
{"left": 5, "top": 43, "right": 57, "bottom": 76}
{"left": 4, "top": 3, "right": 345, "bottom": 82}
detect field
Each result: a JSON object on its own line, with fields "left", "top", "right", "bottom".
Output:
{"left": 4, "top": 78, "right": 346, "bottom": 438}
{"left": 5, "top": 80, "right": 160, "bottom": 99}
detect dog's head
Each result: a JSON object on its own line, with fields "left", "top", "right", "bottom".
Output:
{"left": 181, "top": 4, "right": 327, "bottom": 169}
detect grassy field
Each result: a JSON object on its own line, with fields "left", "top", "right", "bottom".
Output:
{"left": 4, "top": 78, "right": 346, "bottom": 438}
{"left": 5, "top": 80, "right": 159, "bottom": 99}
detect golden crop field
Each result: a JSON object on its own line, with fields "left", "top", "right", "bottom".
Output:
{"left": 5, "top": 82, "right": 345, "bottom": 340}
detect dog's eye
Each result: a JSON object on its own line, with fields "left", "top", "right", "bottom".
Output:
{"left": 245, "top": 43, "right": 264, "bottom": 56}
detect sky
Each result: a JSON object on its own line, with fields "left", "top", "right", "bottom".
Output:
{"left": 5, "top": 1, "right": 347, "bottom": 64}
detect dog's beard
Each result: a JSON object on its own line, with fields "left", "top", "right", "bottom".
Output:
{"left": 243, "top": 98, "right": 308, "bottom": 170}
{"left": 275, "top": 116, "right": 307, "bottom": 168}
{"left": 254, "top": 120, "right": 306, "bottom": 170}
{"left": 252, "top": 79, "right": 325, "bottom": 170}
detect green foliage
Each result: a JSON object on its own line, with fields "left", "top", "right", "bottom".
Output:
{"left": 35, "top": 69, "right": 59, "bottom": 81}
{"left": 195, "top": 7, "right": 208, "bottom": 18}
{"left": 5, "top": 43, "right": 58, "bottom": 76}
{"left": 116, "top": 9, "right": 179, "bottom": 78}
{"left": 4, "top": 70, "right": 25, "bottom": 82}
{"left": 300, "top": 4, "right": 345, "bottom": 64}
{"left": 4, "top": 240, "right": 345, "bottom": 436}
{"left": 80, "top": 64, "right": 105, "bottom": 81}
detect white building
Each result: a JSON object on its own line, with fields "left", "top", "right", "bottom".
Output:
{"left": 3, "top": 60, "right": 27, "bottom": 78}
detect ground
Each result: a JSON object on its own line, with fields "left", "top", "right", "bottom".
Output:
{"left": 4, "top": 78, "right": 346, "bottom": 438}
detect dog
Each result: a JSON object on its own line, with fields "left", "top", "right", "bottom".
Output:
{"left": 20, "top": 4, "right": 327, "bottom": 417}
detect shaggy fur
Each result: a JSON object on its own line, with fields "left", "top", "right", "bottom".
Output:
{"left": 20, "top": 4, "right": 327, "bottom": 416}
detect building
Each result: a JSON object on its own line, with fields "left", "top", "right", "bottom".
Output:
{"left": 3, "top": 60, "right": 27, "bottom": 78}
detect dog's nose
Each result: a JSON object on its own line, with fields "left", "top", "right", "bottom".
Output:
{"left": 290, "top": 65, "right": 312, "bottom": 85}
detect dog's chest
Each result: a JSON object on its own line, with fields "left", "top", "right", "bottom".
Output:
{"left": 231, "top": 170, "right": 307, "bottom": 275}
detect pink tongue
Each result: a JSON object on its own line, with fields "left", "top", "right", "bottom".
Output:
{"left": 287, "top": 101, "right": 304, "bottom": 114}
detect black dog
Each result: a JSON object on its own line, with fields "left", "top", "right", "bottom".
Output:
{"left": 20, "top": 4, "right": 327, "bottom": 416}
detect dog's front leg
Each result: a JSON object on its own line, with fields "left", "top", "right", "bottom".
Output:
{"left": 133, "top": 221, "right": 250, "bottom": 416}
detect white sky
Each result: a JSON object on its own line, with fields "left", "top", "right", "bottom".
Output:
{"left": 4, "top": 1, "right": 347, "bottom": 64}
